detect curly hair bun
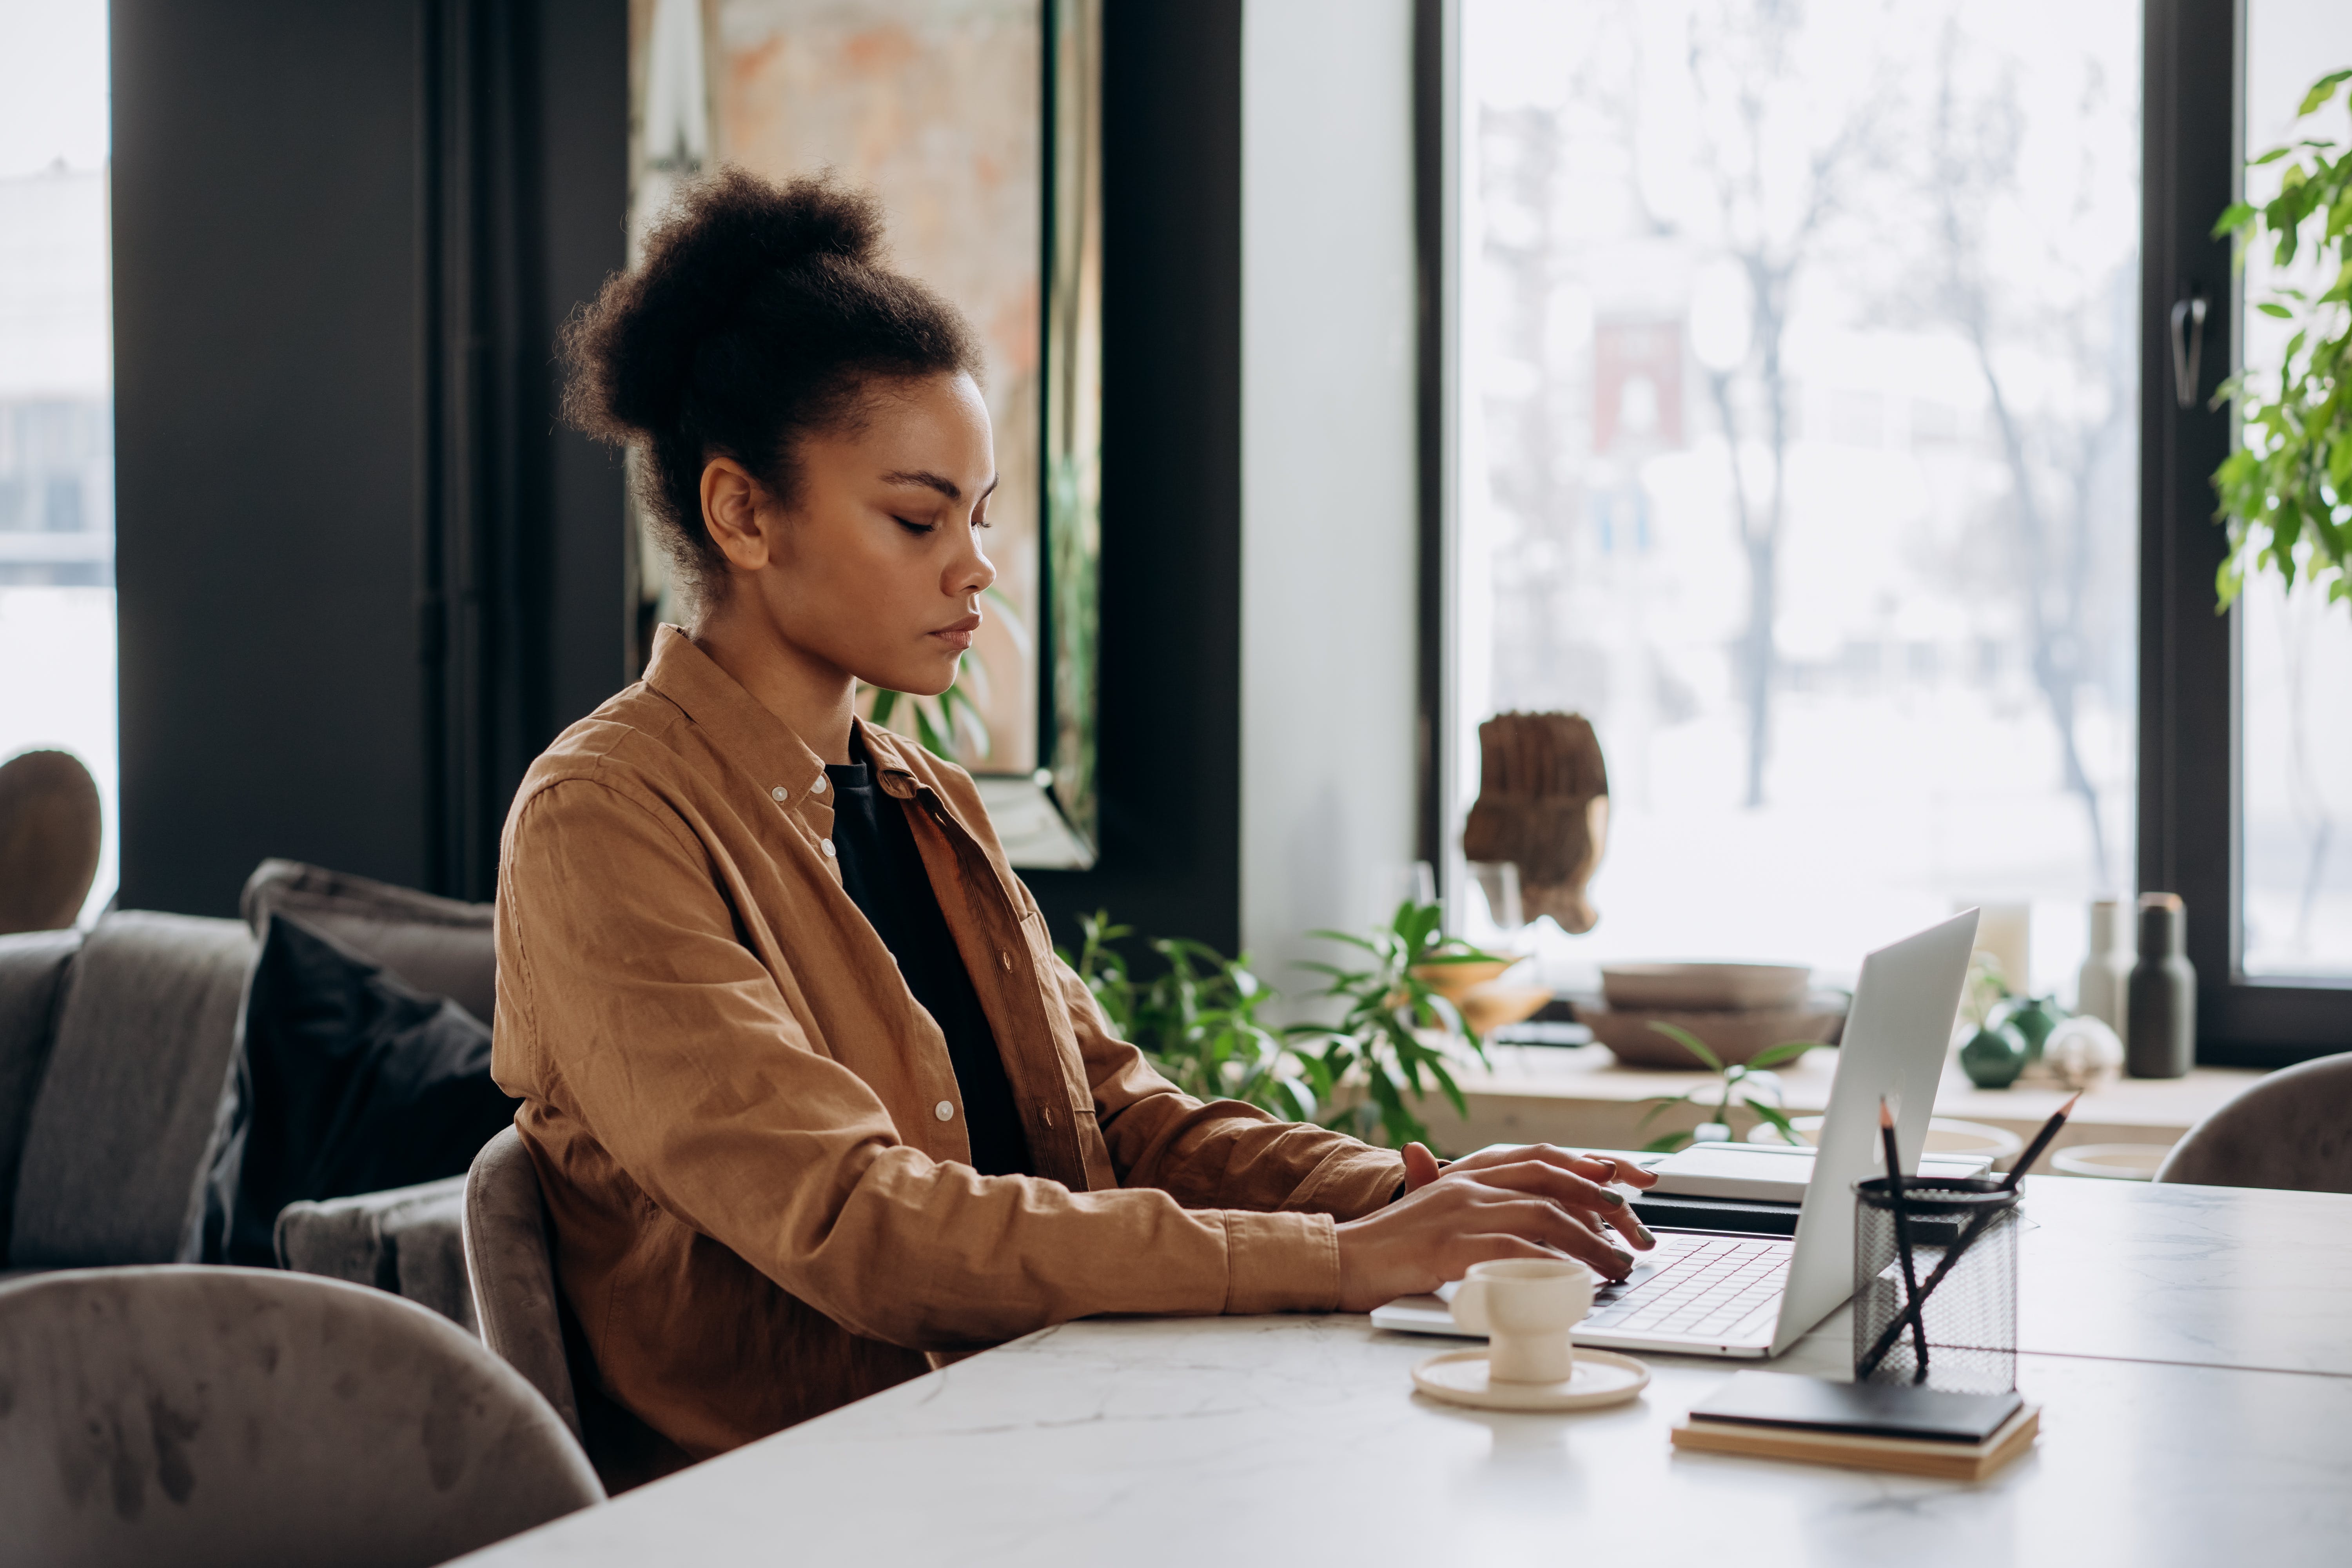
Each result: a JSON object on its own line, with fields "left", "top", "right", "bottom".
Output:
{"left": 559, "top": 168, "right": 978, "bottom": 605}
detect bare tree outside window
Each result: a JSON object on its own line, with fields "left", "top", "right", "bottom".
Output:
{"left": 1454, "top": 0, "right": 2139, "bottom": 987}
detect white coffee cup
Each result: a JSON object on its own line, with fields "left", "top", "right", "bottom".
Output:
{"left": 1449, "top": 1258, "right": 1594, "bottom": 1384}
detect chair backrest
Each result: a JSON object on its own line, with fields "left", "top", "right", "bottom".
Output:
{"left": 0, "top": 1265, "right": 602, "bottom": 1567}
{"left": 277, "top": 1172, "right": 474, "bottom": 1330}
{"left": 2155, "top": 1051, "right": 2352, "bottom": 1194}
{"left": 463, "top": 1125, "right": 584, "bottom": 1441}
{"left": 9, "top": 912, "right": 254, "bottom": 1268}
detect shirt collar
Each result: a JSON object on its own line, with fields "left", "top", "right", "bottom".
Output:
{"left": 641, "top": 624, "right": 832, "bottom": 807}
{"left": 853, "top": 719, "right": 924, "bottom": 799}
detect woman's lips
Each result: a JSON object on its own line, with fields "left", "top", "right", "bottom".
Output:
{"left": 931, "top": 614, "right": 981, "bottom": 651}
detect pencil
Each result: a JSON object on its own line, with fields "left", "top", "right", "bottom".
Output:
{"left": 1880, "top": 1096, "right": 1932, "bottom": 1381}
{"left": 2000, "top": 1091, "right": 2082, "bottom": 1193}
{"left": 1856, "top": 1092, "right": 2082, "bottom": 1379}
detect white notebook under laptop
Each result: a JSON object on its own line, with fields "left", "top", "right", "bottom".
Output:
{"left": 1369, "top": 909, "right": 1981, "bottom": 1359}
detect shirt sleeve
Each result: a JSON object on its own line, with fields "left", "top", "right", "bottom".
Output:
{"left": 495, "top": 774, "right": 1348, "bottom": 1351}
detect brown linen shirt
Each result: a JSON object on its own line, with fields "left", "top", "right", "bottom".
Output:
{"left": 492, "top": 625, "right": 1405, "bottom": 1460}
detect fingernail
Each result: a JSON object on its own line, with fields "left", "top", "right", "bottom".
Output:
{"left": 1611, "top": 1247, "right": 1635, "bottom": 1272}
{"left": 1599, "top": 1186, "right": 1628, "bottom": 1206}
{"left": 1628, "top": 1218, "right": 1654, "bottom": 1245}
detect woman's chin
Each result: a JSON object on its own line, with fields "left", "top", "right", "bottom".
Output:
{"left": 863, "top": 662, "right": 958, "bottom": 701}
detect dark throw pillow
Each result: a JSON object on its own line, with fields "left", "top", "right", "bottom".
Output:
{"left": 189, "top": 913, "right": 520, "bottom": 1267}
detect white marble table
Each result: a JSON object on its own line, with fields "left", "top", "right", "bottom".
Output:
{"left": 458, "top": 1180, "right": 2352, "bottom": 1568}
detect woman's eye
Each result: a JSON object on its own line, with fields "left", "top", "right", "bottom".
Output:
{"left": 972, "top": 513, "right": 992, "bottom": 531}
{"left": 893, "top": 516, "right": 936, "bottom": 536}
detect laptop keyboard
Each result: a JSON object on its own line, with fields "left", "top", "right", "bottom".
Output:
{"left": 1584, "top": 1234, "right": 1789, "bottom": 1340}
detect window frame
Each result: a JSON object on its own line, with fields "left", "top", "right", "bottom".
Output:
{"left": 1416, "top": 0, "right": 2352, "bottom": 1065}
{"left": 2142, "top": 0, "right": 2352, "bottom": 1066}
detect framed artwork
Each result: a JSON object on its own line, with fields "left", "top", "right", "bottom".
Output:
{"left": 627, "top": 0, "right": 1100, "bottom": 866}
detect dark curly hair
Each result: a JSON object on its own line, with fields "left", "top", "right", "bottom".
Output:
{"left": 561, "top": 168, "right": 982, "bottom": 606}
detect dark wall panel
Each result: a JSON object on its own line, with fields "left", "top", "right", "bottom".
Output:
{"left": 113, "top": 0, "right": 432, "bottom": 914}
{"left": 536, "top": 5, "right": 633, "bottom": 740}
{"left": 1025, "top": 1, "right": 1245, "bottom": 956}
{"left": 112, "top": 0, "right": 627, "bottom": 917}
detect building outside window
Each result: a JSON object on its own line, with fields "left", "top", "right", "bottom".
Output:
{"left": 0, "top": 0, "right": 115, "bottom": 925}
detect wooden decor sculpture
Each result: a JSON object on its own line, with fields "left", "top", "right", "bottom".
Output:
{"left": 1460, "top": 713, "right": 1609, "bottom": 934}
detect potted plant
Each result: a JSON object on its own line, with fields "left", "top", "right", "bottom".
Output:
{"left": 2212, "top": 68, "right": 2352, "bottom": 617}
{"left": 1635, "top": 1023, "right": 1820, "bottom": 1153}
{"left": 1287, "top": 901, "right": 1506, "bottom": 1150}
{"left": 1059, "top": 912, "right": 1310, "bottom": 1120}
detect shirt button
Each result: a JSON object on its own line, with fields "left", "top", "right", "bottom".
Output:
{"left": 999, "top": 950, "right": 1012, "bottom": 969}
{"left": 820, "top": 838, "right": 837, "bottom": 858}
{"left": 935, "top": 1100, "right": 955, "bottom": 1122}
{"left": 771, "top": 786, "right": 788, "bottom": 802}
{"left": 812, "top": 773, "right": 828, "bottom": 793}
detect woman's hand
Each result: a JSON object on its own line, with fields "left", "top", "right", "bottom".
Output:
{"left": 1333, "top": 1144, "right": 1659, "bottom": 1313}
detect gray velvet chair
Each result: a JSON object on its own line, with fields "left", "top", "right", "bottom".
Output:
{"left": 462, "top": 1126, "right": 691, "bottom": 1493}
{"left": 462, "top": 1127, "right": 583, "bottom": 1442}
{"left": 2155, "top": 1051, "right": 2352, "bottom": 1194}
{"left": 0, "top": 1264, "right": 602, "bottom": 1567}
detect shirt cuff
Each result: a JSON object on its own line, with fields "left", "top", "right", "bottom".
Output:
{"left": 1219, "top": 1210, "right": 1341, "bottom": 1314}
{"left": 1286, "top": 1144, "right": 1410, "bottom": 1220}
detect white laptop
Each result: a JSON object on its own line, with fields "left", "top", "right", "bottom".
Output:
{"left": 1368, "top": 909, "right": 1980, "bottom": 1359}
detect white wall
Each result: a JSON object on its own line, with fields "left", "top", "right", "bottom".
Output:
{"left": 1240, "top": 0, "right": 1420, "bottom": 1000}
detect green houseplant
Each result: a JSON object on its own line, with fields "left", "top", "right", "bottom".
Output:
{"left": 2212, "top": 67, "right": 2352, "bottom": 616}
{"left": 1058, "top": 912, "right": 1311, "bottom": 1121}
{"left": 1287, "top": 900, "right": 1504, "bottom": 1151}
{"left": 1634, "top": 1023, "right": 1821, "bottom": 1153}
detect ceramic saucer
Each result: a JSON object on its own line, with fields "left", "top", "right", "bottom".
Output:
{"left": 1411, "top": 1348, "right": 1651, "bottom": 1412}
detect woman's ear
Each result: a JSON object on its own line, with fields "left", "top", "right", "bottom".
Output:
{"left": 700, "top": 457, "right": 771, "bottom": 572}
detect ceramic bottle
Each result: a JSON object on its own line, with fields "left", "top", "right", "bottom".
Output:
{"left": 2125, "top": 893, "right": 2195, "bottom": 1079}
{"left": 2076, "top": 898, "right": 2131, "bottom": 1038}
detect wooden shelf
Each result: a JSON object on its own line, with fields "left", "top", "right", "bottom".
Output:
{"left": 1428, "top": 1043, "right": 2261, "bottom": 1164}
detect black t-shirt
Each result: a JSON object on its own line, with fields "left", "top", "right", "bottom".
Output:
{"left": 825, "top": 736, "right": 1031, "bottom": 1177}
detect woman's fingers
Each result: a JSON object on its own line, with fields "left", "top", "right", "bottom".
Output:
{"left": 1430, "top": 1183, "right": 1633, "bottom": 1279}
{"left": 1399, "top": 1141, "right": 1446, "bottom": 1193}
{"left": 1436, "top": 1143, "right": 1659, "bottom": 1192}
{"left": 1452, "top": 1159, "right": 1659, "bottom": 1251}
{"left": 1441, "top": 1233, "right": 1567, "bottom": 1276}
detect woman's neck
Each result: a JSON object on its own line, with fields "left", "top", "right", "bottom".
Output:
{"left": 688, "top": 600, "right": 858, "bottom": 765}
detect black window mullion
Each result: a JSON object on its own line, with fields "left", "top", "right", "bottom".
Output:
{"left": 2142, "top": 0, "right": 2352, "bottom": 1067}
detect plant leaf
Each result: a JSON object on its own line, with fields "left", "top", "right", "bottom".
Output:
{"left": 1646, "top": 1020, "right": 1724, "bottom": 1073}
{"left": 1746, "top": 1039, "right": 1822, "bottom": 1071}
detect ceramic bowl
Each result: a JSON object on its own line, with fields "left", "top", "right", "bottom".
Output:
{"left": 1584, "top": 1004, "right": 1843, "bottom": 1068}
{"left": 2050, "top": 1143, "right": 2170, "bottom": 1181}
{"left": 1599, "top": 962, "right": 1811, "bottom": 1013}
{"left": 1411, "top": 956, "right": 1522, "bottom": 1001}
{"left": 1457, "top": 983, "right": 1553, "bottom": 1037}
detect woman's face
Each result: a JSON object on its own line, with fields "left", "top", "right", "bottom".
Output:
{"left": 704, "top": 370, "right": 998, "bottom": 699}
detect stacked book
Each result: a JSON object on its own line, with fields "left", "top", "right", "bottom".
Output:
{"left": 1672, "top": 1371, "right": 2039, "bottom": 1481}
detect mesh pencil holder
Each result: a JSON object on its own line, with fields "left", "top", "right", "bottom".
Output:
{"left": 1853, "top": 1177, "right": 2019, "bottom": 1395}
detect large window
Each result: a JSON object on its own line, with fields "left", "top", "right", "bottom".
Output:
{"left": 1448, "top": 0, "right": 2141, "bottom": 994}
{"left": 0, "top": 0, "right": 114, "bottom": 925}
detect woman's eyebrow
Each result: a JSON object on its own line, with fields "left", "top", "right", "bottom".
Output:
{"left": 879, "top": 469, "right": 1000, "bottom": 502}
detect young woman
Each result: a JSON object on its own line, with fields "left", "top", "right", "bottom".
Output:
{"left": 497, "top": 169, "right": 1655, "bottom": 1468}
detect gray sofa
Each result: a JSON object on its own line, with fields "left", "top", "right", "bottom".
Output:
{"left": 0, "top": 861, "right": 494, "bottom": 1324}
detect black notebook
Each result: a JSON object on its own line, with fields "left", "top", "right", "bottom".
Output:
{"left": 1688, "top": 1371, "right": 2024, "bottom": 1445}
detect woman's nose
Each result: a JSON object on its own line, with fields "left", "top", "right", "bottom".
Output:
{"left": 952, "top": 526, "right": 997, "bottom": 596}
